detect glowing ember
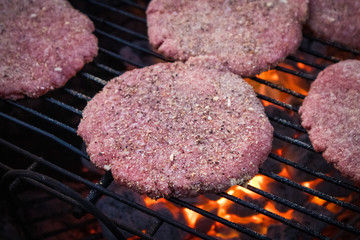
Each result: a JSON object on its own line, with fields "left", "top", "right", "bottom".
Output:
{"left": 143, "top": 197, "right": 182, "bottom": 219}
{"left": 297, "top": 62, "right": 314, "bottom": 73}
{"left": 277, "top": 167, "right": 291, "bottom": 178}
{"left": 246, "top": 61, "right": 312, "bottom": 107}
{"left": 276, "top": 148, "right": 283, "bottom": 156}
{"left": 297, "top": 62, "right": 306, "bottom": 69}
{"left": 257, "top": 70, "right": 280, "bottom": 82}
{"left": 184, "top": 208, "right": 200, "bottom": 228}
{"left": 238, "top": 175, "right": 266, "bottom": 196}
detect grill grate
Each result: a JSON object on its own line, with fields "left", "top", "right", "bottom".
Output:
{"left": 1, "top": 0, "right": 360, "bottom": 239}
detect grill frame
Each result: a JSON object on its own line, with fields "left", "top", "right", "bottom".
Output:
{"left": 1, "top": 0, "right": 360, "bottom": 239}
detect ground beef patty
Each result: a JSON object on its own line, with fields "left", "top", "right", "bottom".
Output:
{"left": 78, "top": 58, "right": 273, "bottom": 199}
{"left": 0, "top": 0, "right": 98, "bottom": 100}
{"left": 306, "top": 0, "right": 360, "bottom": 50}
{"left": 299, "top": 60, "right": 360, "bottom": 182}
{"left": 146, "top": 0, "right": 308, "bottom": 77}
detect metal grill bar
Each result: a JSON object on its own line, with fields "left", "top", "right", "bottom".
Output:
{"left": 9, "top": 129, "right": 354, "bottom": 240}
{"left": 9, "top": 162, "right": 39, "bottom": 191}
{"left": 303, "top": 34, "right": 360, "bottom": 55}
{"left": 169, "top": 197, "right": 271, "bottom": 240}
{"left": 116, "top": 0, "right": 147, "bottom": 10}
{"left": 85, "top": 0, "right": 147, "bottom": 23}
{"left": 81, "top": 72, "right": 108, "bottom": 86}
{"left": 2, "top": 1, "right": 360, "bottom": 239}
{"left": 95, "top": 29, "right": 166, "bottom": 60}
{"left": 273, "top": 132, "right": 315, "bottom": 151}
{"left": 256, "top": 93, "right": 299, "bottom": 111}
{"left": 88, "top": 13, "right": 148, "bottom": 40}
{"left": 298, "top": 46, "right": 341, "bottom": 63}
{"left": 2, "top": 171, "right": 127, "bottom": 240}
{"left": 0, "top": 138, "right": 91, "bottom": 186}
{"left": 267, "top": 115, "right": 307, "bottom": 133}
{"left": 63, "top": 88, "right": 92, "bottom": 101}
{"left": 103, "top": 215, "right": 153, "bottom": 240}
{"left": 44, "top": 97, "right": 83, "bottom": 116}
{"left": 0, "top": 113, "right": 87, "bottom": 159}
{"left": 286, "top": 55, "right": 327, "bottom": 70}
{"left": 73, "top": 171, "right": 113, "bottom": 219}
{"left": 4, "top": 98, "right": 358, "bottom": 235}
{"left": 217, "top": 192, "right": 331, "bottom": 240}
{"left": 1, "top": 66, "right": 358, "bottom": 239}
{"left": 268, "top": 153, "right": 360, "bottom": 194}
{"left": 88, "top": 12, "right": 317, "bottom": 102}
{"left": 259, "top": 169, "right": 360, "bottom": 213}
{"left": 274, "top": 66, "right": 316, "bottom": 80}
{"left": 5, "top": 100, "right": 77, "bottom": 134}
{"left": 0, "top": 139, "right": 220, "bottom": 240}
{"left": 5, "top": 96, "right": 313, "bottom": 171}
{"left": 246, "top": 185, "right": 360, "bottom": 235}
{"left": 99, "top": 47, "right": 144, "bottom": 68}
{"left": 5, "top": 96, "right": 314, "bottom": 177}
{"left": 92, "top": 62, "right": 123, "bottom": 76}
{"left": 1, "top": 51, "right": 358, "bottom": 239}
{"left": 250, "top": 76, "right": 306, "bottom": 99}
{"left": 0, "top": 161, "right": 11, "bottom": 172}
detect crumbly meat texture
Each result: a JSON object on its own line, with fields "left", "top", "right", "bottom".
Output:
{"left": 299, "top": 60, "right": 360, "bottom": 182}
{"left": 146, "top": 0, "right": 308, "bottom": 77}
{"left": 306, "top": 0, "right": 360, "bottom": 50}
{"left": 78, "top": 58, "right": 273, "bottom": 199}
{"left": 0, "top": 0, "right": 98, "bottom": 100}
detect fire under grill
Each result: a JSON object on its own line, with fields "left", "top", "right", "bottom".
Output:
{"left": 1, "top": 0, "right": 360, "bottom": 239}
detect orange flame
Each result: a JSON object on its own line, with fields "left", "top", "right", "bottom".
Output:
{"left": 137, "top": 58, "right": 356, "bottom": 239}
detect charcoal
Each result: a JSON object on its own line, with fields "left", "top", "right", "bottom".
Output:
{"left": 96, "top": 183, "right": 152, "bottom": 239}
{"left": 265, "top": 181, "right": 309, "bottom": 212}
{"left": 226, "top": 196, "right": 267, "bottom": 217}
{"left": 267, "top": 225, "right": 299, "bottom": 240}
{"left": 193, "top": 209, "right": 218, "bottom": 234}
{"left": 152, "top": 206, "right": 187, "bottom": 240}
{"left": 292, "top": 203, "right": 334, "bottom": 234}
{"left": 314, "top": 180, "right": 352, "bottom": 198}
{"left": 261, "top": 158, "right": 283, "bottom": 174}
{"left": 291, "top": 203, "right": 335, "bottom": 240}
{"left": 283, "top": 133, "right": 331, "bottom": 182}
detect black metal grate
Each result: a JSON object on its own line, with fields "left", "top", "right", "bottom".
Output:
{"left": 1, "top": 1, "right": 360, "bottom": 240}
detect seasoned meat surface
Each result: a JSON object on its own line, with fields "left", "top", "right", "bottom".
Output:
{"left": 78, "top": 58, "right": 273, "bottom": 199}
{"left": 300, "top": 60, "right": 360, "bottom": 182}
{"left": 0, "top": 0, "right": 98, "bottom": 100}
{"left": 147, "top": 0, "right": 308, "bottom": 77}
{"left": 306, "top": 0, "right": 360, "bottom": 50}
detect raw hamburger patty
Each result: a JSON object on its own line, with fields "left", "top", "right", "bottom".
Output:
{"left": 0, "top": 0, "right": 98, "bottom": 100}
{"left": 78, "top": 58, "right": 273, "bottom": 199}
{"left": 146, "top": 0, "right": 308, "bottom": 77}
{"left": 299, "top": 60, "right": 360, "bottom": 182}
{"left": 306, "top": 0, "right": 360, "bottom": 50}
